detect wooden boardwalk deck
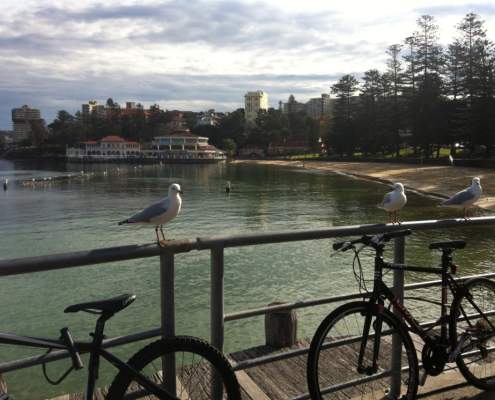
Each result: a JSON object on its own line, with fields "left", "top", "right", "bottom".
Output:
{"left": 45, "top": 335, "right": 491, "bottom": 400}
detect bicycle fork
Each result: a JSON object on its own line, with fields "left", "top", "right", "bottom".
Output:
{"left": 357, "top": 307, "right": 383, "bottom": 375}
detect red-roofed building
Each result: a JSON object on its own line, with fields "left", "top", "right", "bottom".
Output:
{"left": 141, "top": 113, "right": 226, "bottom": 162}
{"left": 67, "top": 135, "right": 141, "bottom": 160}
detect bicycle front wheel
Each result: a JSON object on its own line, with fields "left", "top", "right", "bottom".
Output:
{"left": 307, "top": 301, "right": 418, "bottom": 400}
{"left": 106, "top": 336, "right": 240, "bottom": 400}
{"left": 450, "top": 277, "right": 495, "bottom": 390}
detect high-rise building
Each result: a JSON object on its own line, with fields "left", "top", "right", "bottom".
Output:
{"left": 306, "top": 94, "right": 334, "bottom": 119}
{"left": 244, "top": 91, "right": 269, "bottom": 123}
{"left": 81, "top": 100, "right": 106, "bottom": 119}
{"left": 11, "top": 105, "right": 43, "bottom": 142}
{"left": 282, "top": 95, "right": 306, "bottom": 114}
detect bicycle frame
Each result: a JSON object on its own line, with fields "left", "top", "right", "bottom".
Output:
{"left": 358, "top": 244, "right": 495, "bottom": 373}
{"left": 0, "top": 329, "right": 175, "bottom": 400}
{"left": 370, "top": 245, "right": 467, "bottom": 341}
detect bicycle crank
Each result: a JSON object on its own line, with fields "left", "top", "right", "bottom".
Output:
{"left": 422, "top": 342, "right": 448, "bottom": 376}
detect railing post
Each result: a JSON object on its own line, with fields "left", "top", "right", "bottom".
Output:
{"left": 160, "top": 251, "right": 176, "bottom": 395}
{"left": 211, "top": 245, "right": 225, "bottom": 400}
{"left": 390, "top": 236, "right": 405, "bottom": 398}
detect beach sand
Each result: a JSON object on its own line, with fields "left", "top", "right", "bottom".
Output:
{"left": 232, "top": 159, "right": 495, "bottom": 212}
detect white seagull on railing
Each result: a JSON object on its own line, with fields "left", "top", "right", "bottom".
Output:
{"left": 119, "top": 183, "right": 183, "bottom": 245}
{"left": 378, "top": 182, "right": 407, "bottom": 224}
{"left": 440, "top": 177, "right": 482, "bottom": 219}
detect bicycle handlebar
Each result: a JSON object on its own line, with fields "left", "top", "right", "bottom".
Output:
{"left": 333, "top": 230, "right": 412, "bottom": 252}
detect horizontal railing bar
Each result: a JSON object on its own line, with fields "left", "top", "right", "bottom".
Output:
{"left": 0, "top": 327, "right": 161, "bottom": 373}
{"left": 0, "top": 241, "right": 196, "bottom": 277}
{"left": 225, "top": 271, "right": 495, "bottom": 321}
{"left": 2, "top": 217, "right": 495, "bottom": 277}
{"left": 232, "top": 306, "right": 495, "bottom": 371}
{"left": 196, "top": 216, "right": 495, "bottom": 249}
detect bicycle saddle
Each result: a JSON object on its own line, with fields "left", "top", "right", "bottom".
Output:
{"left": 64, "top": 294, "right": 136, "bottom": 315}
{"left": 429, "top": 240, "right": 466, "bottom": 250}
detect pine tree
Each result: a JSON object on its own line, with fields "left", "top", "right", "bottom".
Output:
{"left": 329, "top": 75, "right": 360, "bottom": 155}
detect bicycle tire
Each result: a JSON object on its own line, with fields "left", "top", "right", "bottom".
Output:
{"left": 450, "top": 277, "right": 495, "bottom": 390}
{"left": 307, "top": 301, "right": 418, "bottom": 400}
{"left": 106, "top": 335, "right": 240, "bottom": 400}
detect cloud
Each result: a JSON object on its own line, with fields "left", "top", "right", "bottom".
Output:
{"left": 415, "top": 4, "right": 495, "bottom": 17}
{"left": 7, "top": 1, "right": 492, "bottom": 129}
{"left": 0, "top": 68, "right": 340, "bottom": 128}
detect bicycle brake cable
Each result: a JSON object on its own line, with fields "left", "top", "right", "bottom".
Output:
{"left": 352, "top": 246, "right": 368, "bottom": 294}
{"left": 41, "top": 348, "right": 74, "bottom": 385}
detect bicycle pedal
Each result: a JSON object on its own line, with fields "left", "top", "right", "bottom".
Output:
{"left": 419, "top": 371, "right": 428, "bottom": 386}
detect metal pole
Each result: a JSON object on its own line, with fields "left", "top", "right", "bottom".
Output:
{"left": 390, "top": 236, "right": 405, "bottom": 398}
{"left": 160, "top": 252, "right": 176, "bottom": 396}
{"left": 211, "top": 245, "right": 225, "bottom": 399}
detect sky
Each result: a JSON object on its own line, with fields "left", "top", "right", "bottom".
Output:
{"left": 1, "top": 0, "right": 495, "bottom": 129}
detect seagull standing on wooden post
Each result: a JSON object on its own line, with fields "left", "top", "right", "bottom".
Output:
{"left": 440, "top": 177, "right": 482, "bottom": 219}
{"left": 119, "top": 183, "right": 183, "bottom": 246}
{"left": 378, "top": 182, "right": 407, "bottom": 224}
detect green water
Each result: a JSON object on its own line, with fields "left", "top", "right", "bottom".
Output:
{"left": 1, "top": 159, "right": 495, "bottom": 399}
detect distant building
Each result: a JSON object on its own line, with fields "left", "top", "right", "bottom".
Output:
{"left": 125, "top": 102, "right": 143, "bottom": 110}
{"left": 196, "top": 110, "right": 222, "bottom": 127}
{"left": 81, "top": 101, "right": 106, "bottom": 119}
{"left": 11, "top": 105, "right": 44, "bottom": 142}
{"left": 66, "top": 135, "right": 141, "bottom": 160}
{"left": 244, "top": 91, "right": 269, "bottom": 124}
{"left": 306, "top": 94, "right": 334, "bottom": 119}
{"left": 282, "top": 95, "right": 305, "bottom": 114}
{"left": 281, "top": 94, "right": 334, "bottom": 119}
{"left": 147, "top": 113, "right": 226, "bottom": 161}
{"left": 239, "top": 146, "right": 265, "bottom": 158}
{"left": 0, "top": 131, "right": 14, "bottom": 146}
{"left": 267, "top": 138, "right": 311, "bottom": 156}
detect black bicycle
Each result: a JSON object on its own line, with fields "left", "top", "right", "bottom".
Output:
{"left": 0, "top": 294, "right": 240, "bottom": 399}
{"left": 307, "top": 230, "right": 495, "bottom": 400}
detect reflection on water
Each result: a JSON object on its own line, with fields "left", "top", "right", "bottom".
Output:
{"left": 1, "top": 160, "right": 495, "bottom": 398}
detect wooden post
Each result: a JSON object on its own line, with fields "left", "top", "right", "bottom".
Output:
{"left": 0, "top": 373, "right": 6, "bottom": 393}
{"left": 265, "top": 302, "right": 297, "bottom": 348}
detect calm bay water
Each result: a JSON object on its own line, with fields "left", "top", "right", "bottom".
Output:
{"left": 1, "top": 159, "right": 495, "bottom": 398}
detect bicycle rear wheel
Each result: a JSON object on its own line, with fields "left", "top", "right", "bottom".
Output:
{"left": 450, "top": 277, "right": 495, "bottom": 390}
{"left": 106, "top": 336, "right": 240, "bottom": 399}
{"left": 307, "top": 301, "right": 418, "bottom": 400}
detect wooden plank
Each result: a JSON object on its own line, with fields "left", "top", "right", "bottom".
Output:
{"left": 235, "top": 369, "right": 270, "bottom": 400}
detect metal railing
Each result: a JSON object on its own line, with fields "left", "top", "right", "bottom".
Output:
{"left": 1, "top": 216, "right": 495, "bottom": 398}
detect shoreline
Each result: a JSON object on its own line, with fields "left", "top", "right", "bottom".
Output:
{"left": 231, "top": 159, "right": 495, "bottom": 212}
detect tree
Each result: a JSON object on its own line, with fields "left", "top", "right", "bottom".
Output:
{"left": 444, "top": 40, "right": 468, "bottom": 155}
{"left": 330, "top": 74, "right": 360, "bottom": 155}
{"left": 385, "top": 44, "right": 405, "bottom": 156}
{"left": 358, "top": 69, "right": 384, "bottom": 154}
{"left": 217, "top": 109, "right": 246, "bottom": 148}
{"left": 29, "top": 120, "right": 48, "bottom": 148}
{"left": 406, "top": 15, "right": 445, "bottom": 157}
{"left": 222, "top": 138, "right": 237, "bottom": 156}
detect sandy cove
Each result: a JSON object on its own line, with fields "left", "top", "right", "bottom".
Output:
{"left": 231, "top": 159, "right": 495, "bottom": 212}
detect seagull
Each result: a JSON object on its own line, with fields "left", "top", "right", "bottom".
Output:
{"left": 440, "top": 177, "right": 482, "bottom": 219}
{"left": 118, "top": 183, "right": 183, "bottom": 245}
{"left": 378, "top": 182, "right": 407, "bottom": 224}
